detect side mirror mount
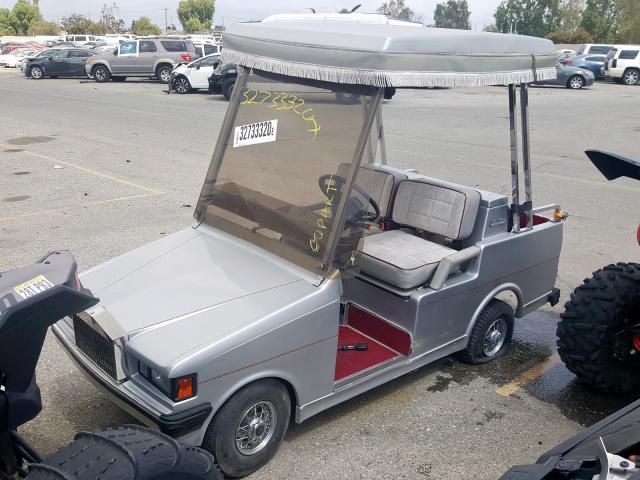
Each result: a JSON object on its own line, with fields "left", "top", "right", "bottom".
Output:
{"left": 113, "top": 48, "right": 118, "bottom": 56}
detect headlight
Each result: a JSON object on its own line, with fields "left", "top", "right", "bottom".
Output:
{"left": 138, "top": 361, "right": 196, "bottom": 402}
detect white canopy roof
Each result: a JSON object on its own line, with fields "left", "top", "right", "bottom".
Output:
{"left": 221, "top": 22, "right": 557, "bottom": 88}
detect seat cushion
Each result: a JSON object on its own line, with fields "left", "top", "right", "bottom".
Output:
{"left": 337, "top": 164, "right": 407, "bottom": 218}
{"left": 392, "top": 179, "right": 481, "bottom": 240}
{"left": 360, "top": 230, "right": 455, "bottom": 289}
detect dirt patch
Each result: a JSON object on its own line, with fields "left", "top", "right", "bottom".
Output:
{"left": 7, "top": 136, "right": 54, "bottom": 146}
{"left": 2, "top": 195, "right": 31, "bottom": 203}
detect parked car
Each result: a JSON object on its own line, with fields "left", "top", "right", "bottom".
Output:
{"left": 194, "top": 42, "right": 221, "bottom": 58}
{"left": 54, "top": 21, "right": 565, "bottom": 478}
{"left": 561, "top": 54, "right": 606, "bottom": 79}
{"left": 1, "top": 43, "right": 31, "bottom": 54}
{"left": 208, "top": 63, "right": 238, "bottom": 100}
{"left": 171, "top": 53, "right": 221, "bottom": 93}
{"left": 557, "top": 52, "right": 573, "bottom": 62}
{"left": 64, "top": 34, "right": 98, "bottom": 46}
{"left": 604, "top": 45, "right": 640, "bottom": 85}
{"left": 24, "top": 49, "right": 95, "bottom": 79}
{"left": 92, "top": 43, "right": 118, "bottom": 53}
{"left": 20, "top": 48, "right": 69, "bottom": 71}
{"left": 0, "top": 48, "right": 37, "bottom": 68}
{"left": 576, "top": 43, "right": 615, "bottom": 55}
{"left": 86, "top": 38, "right": 199, "bottom": 83}
{"left": 536, "top": 64, "right": 595, "bottom": 89}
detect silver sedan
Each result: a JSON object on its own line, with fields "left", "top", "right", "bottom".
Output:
{"left": 536, "top": 64, "right": 595, "bottom": 89}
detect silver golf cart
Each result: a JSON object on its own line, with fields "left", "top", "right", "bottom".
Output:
{"left": 53, "top": 23, "right": 565, "bottom": 477}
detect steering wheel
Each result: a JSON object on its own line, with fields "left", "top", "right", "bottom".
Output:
{"left": 317, "top": 174, "right": 381, "bottom": 227}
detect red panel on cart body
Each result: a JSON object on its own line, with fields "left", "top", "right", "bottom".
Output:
{"left": 335, "top": 325, "right": 398, "bottom": 381}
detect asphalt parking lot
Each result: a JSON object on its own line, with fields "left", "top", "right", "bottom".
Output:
{"left": 1, "top": 68, "right": 639, "bottom": 479}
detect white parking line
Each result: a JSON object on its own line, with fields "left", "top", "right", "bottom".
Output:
{"left": 0, "top": 143, "right": 163, "bottom": 195}
{"left": 0, "top": 193, "right": 160, "bottom": 223}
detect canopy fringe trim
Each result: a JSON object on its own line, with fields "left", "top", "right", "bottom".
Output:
{"left": 221, "top": 49, "right": 557, "bottom": 88}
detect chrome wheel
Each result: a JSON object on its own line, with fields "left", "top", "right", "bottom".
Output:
{"left": 235, "top": 401, "right": 277, "bottom": 456}
{"left": 94, "top": 68, "right": 107, "bottom": 81}
{"left": 159, "top": 69, "right": 172, "bottom": 83}
{"left": 483, "top": 317, "right": 508, "bottom": 357}
{"left": 174, "top": 76, "right": 190, "bottom": 94}
{"left": 30, "top": 66, "right": 42, "bottom": 79}
{"left": 568, "top": 75, "right": 584, "bottom": 89}
{"left": 623, "top": 69, "right": 639, "bottom": 85}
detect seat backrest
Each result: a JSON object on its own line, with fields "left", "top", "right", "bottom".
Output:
{"left": 391, "top": 179, "right": 481, "bottom": 240}
{"left": 337, "top": 164, "right": 407, "bottom": 218}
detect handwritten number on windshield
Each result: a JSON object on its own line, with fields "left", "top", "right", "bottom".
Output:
{"left": 241, "top": 88, "right": 321, "bottom": 139}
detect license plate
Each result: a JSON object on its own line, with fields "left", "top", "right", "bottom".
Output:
{"left": 13, "top": 275, "right": 54, "bottom": 299}
{"left": 233, "top": 119, "right": 278, "bottom": 148}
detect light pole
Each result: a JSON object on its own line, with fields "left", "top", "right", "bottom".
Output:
{"left": 164, "top": 8, "right": 168, "bottom": 35}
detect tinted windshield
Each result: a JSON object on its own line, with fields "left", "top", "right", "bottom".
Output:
{"left": 195, "top": 70, "right": 380, "bottom": 277}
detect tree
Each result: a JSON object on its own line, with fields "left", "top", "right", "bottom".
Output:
{"left": 102, "top": 13, "right": 125, "bottom": 34}
{"left": 494, "top": 0, "right": 562, "bottom": 36}
{"left": 558, "top": 0, "right": 584, "bottom": 31}
{"left": 131, "top": 16, "right": 161, "bottom": 36}
{"left": 9, "top": 0, "right": 42, "bottom": 35}
{"left": 483, "top": 23, "right": 498, "bottom": 31}
{"left": 377, "top": 0, "right": 421, "bottom": 22}
{"left": 433, "top": 0, "right": 471, "bottom": 29}
{"left": 27, "top": 19, "right": 60, "bottom": 35}
{"left": 580, "top": 0, "right": 620, "bottom": 42}
{"left": 546, "top": 27, "right": 593, "bottom": 42}
{"left": 87, "top": 21, "right": 109, "bottom": 35}
{"left": 0, "top": 8, "right": 16, "bottom": 36}
{"left": 177, "top": 0, "right": 215, "bottom": 32}
{"left": 615, "top": 0, "right": 640, "bottom": 43}
{"left": 61, "top": 14, "right": 95, "bottom": 34}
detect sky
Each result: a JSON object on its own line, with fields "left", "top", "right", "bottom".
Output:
{"left": 0, "top": 0, "right": 501, "bottom": 30}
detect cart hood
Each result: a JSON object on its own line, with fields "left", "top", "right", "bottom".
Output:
{"left": 79, "top": 226, "right": 307, "bottom": 336}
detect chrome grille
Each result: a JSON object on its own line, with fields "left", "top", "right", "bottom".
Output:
{"left": 73, "top": 312, "right": 117, "bottom": 380}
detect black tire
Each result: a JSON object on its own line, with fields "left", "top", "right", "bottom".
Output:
{"left": 173, "top": 75, "right": 192, "bottom": 94}
{"left": 111, "top": 76, "right": 126, "bottom": 82}
{"left": 28, "top": 424, "right": 223, "bottom": 479}
{"left": 622, "top": 68, "right": 640, "bottom": 86}
{"left": 203, "top": 379, "right": 290, "bottom": 478}
{"left": 558, "top": 263, "right": 640, "bottom": 393}
{"left": 30, "top": 65, "right": 44, "bottom": 80}
{"left": 156, "top": 64, "right": 173, "bottom": 84}
{"left": 566, "top": 75, "right": 584, "bottom": 89}
{"left": 92, "top": 65, "right": 110, "bottom": 83}
{"left": 458, "top": 299, "right": 514, "bottom": 364}
{"left": 222, "top": 78, "right": 236, "bottom": 101}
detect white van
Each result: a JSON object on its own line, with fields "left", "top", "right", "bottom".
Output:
{"left": 604, "top": 45, "right": 640, "bottom": 85}
{"left": 576, "top": 44, "right": 615, "bottom": 55}
{"left": 65, "top": 35, "right": 96, "bottom": 45}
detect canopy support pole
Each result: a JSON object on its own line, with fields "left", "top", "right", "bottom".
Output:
{"left": 508, "top": 84, "right": 534, "bottom": 233}
{"left": 519, "top": 84, "right": 533, "bottom": 230}
{"left": 508, "top": 84, "right": 521, "bottom": 233}
{"left": 377, "top": 104, "right": 387, "bottom": 166}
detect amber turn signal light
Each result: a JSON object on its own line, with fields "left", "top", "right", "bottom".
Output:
{"left": 172, "top": 374, "right": 197, "bottom": 402}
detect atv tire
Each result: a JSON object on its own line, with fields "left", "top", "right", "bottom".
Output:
{"left": 558, "top": 262, "right": 640, "bottom": 393}
{"left": 28, "top": 424, "right": 223, "bottom": 479}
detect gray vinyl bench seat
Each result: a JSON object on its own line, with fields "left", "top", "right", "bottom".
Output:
{"left": 360, "top": 177, "right": 482, "bottom": 289}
